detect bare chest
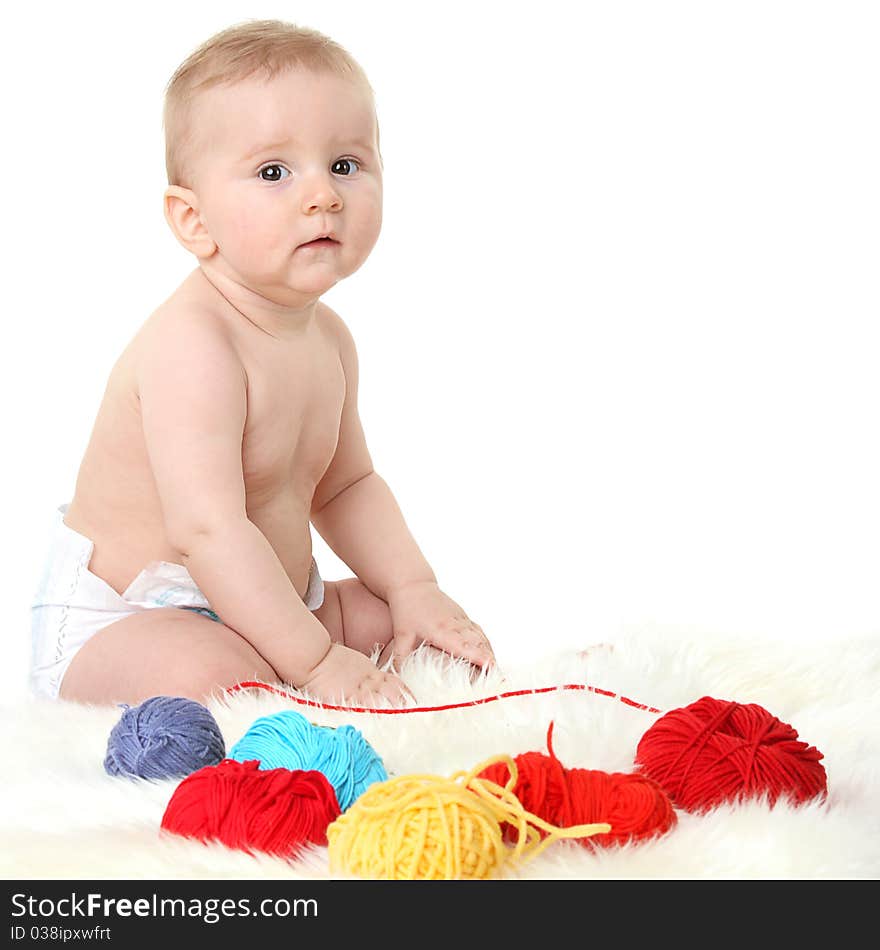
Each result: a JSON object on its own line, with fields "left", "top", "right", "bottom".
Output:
{"left": 239, "top": 337, "right": 346, "bottom": 505}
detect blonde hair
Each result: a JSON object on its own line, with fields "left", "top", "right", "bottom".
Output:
{"left": 163, "top": 19, "right": 376, "bottom": 188}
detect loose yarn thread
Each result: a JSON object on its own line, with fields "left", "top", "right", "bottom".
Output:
{"left": 160, "top": 758, "right": 341, "bottom": 857}
{"left": 635, "top": 695, "right": 828, "bottom": 812}
{"left": 227, "top": 679, "right": 663, "bottom": 715}
{"left": 104, "top": 695, "right": 225, "bottom": 781}
{"left": 478, "top": 723, "right": 676, "bottom": 846}
{"left": 228, "top": 710, "right": 387, "bottom": 811}
{"left": 327, "top": 754, "right": 611, "bottom": 879}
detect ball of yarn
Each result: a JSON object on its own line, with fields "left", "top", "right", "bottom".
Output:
{"left": 478, "top": 723, "right": 676, "bottom": 846}
{"left": 327, "top": 755, "right": 610, "bottom": 879}
{"left": 160, "top": 758, "right": 341, "bottom": 857}
{"left": 104, "top": 695, "right": 225, "bottom": 781}
{"left": 635, "top": 695, "right": 828, "bottom": 812}
{"left": 228, "top": 710, "right": 387, "bottom": 810}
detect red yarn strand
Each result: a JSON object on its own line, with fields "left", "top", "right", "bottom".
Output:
{"left": 226, "top": 680, "right": 664, "bottom": 716}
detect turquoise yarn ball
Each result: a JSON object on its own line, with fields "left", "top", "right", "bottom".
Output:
{"left": 228, "top": 710, "right": 387, "bottom": 810}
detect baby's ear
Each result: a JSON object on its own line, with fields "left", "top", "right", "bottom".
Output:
{"left": 163, "top": 186, "right": 216, "bottom": 259}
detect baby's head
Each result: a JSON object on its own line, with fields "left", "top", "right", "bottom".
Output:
{"left": 162, "top": 20, "right": 383, "bottom": 305}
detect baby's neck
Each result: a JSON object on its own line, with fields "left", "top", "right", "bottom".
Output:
{"left": 193, "top": 265, "right": 319, "bottom": 337}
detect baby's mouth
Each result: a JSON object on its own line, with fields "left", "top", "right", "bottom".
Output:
{"left": 298, "top": 236, "right": 340, "bottom": 250}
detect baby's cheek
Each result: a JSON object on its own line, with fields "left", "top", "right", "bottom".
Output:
{"left": 227, "top": 212, "right": 287, "bottom": 269}
{"left": 351, "top": 204, "right": 383, "bottom": 258}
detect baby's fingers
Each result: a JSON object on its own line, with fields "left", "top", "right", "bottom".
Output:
{"left": 355, "top": 670, "right": 414, "bottom": 708}
{"left": 427, "top": 622, "right": 495, "bottom": 668}
{"left": 466, "top": 623, "right": 496, "bottom": 667}
{"left": 377, "top": 631, "right": 419, "bottom": 669}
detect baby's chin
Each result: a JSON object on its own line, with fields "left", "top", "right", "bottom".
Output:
{"left": 285, "top": 269, "right": 344, "bottom": 298}
{"left": 213, "top": 256, "right": 354, "bottom": 306}
{"left": 245, "top": 267, "right": 344, "bottom": 303}
{"left": 290, "top": 250, "right": 354, "bottom": 283}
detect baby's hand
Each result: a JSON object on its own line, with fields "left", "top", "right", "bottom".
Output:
{"left": 383, "top": 581, "right": 495, "bottom": 671}
{"left": 299, "top": 643, "right": 414, "bottom": 707}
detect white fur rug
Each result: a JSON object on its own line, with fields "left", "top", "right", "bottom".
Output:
{"left": 2, "top": 628, "right": 878, "bottom": 880}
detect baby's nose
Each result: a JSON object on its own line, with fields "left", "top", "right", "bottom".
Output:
{"left": 301, "top": 177, "right": 343, "bottom": 214}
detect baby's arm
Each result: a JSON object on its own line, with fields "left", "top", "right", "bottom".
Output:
{"left": 310, "top": 311, "right": 494, "bottom": 670}
{"left": 137, "top": 315, "right": 408, "bottom": 705}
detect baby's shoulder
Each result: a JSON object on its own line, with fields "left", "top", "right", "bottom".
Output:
{"left": 125, "top": 292, "right": 243, "bottom": 395}
{"left": 137, "top": 287, "right": 238, "bottom": 353}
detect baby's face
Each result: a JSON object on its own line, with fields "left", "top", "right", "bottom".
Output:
{"left": 188, "top": 68, "right": 382, "bottom": 304}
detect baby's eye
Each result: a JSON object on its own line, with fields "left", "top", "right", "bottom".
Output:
{"left": 331, "top": 158, "right": 360, "bottom": 177}
{"left": 258, "top": 164, "right": 290, "bottom": 182}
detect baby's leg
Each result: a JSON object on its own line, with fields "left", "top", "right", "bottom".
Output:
{"left": 59, "top": 608, "right": 279, "bottom": 706}
{"left": 314, "top": 580, "right": 454, "bottom": 670}
{"left": 312, "top": 579, "right": 394, "bottom": 658}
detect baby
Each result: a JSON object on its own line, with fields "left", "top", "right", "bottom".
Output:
{"left": 29, "top": 20, "right": 494, "bottom": 707}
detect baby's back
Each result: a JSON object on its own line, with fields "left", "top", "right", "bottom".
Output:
{"left": 63, "top": 268, "right": 347, "bottom": 598}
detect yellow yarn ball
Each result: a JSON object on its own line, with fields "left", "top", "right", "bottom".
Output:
{"left": 327, "top": 755, "right": 610, "bottom": 880}
{"left": 328, "top": 773, "right": 506, "bottom": 879}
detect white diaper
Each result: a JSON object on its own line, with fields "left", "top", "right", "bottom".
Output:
{"left": 29, "top": 504, "right": 325, "bottom": 700}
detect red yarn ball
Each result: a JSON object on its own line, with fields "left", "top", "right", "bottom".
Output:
{"left": 634, "top": 696, "right": 828, "bottom": 813}
{"left": 160, "top": 758, "right": 341, "bottom": 857}
{"left": 478, "top": 724, "right": 676, "bottom": 847}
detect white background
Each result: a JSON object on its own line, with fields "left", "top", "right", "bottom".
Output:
{"left": 2, "top": 1, "right": 878, "bottom": 701}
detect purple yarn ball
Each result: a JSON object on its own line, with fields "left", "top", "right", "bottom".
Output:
{"left": 104, "top": 695, "right": 225, "bottom": 781}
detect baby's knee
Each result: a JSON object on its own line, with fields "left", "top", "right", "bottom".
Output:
{"left": 312, "top": 580, "right": 344, "bottom": 644}
{"left": 333, "top": 578, "right": 393, "bottom": 655}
